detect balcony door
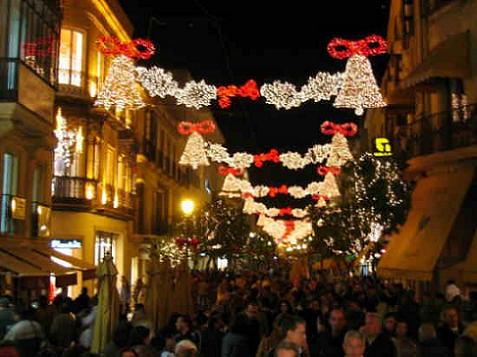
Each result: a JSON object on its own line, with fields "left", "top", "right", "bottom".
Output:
{"left": 59, "top": 29, "right": 84, "bottom": 87}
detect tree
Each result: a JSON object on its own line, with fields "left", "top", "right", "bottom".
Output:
{"left": 309, "top": 153, "right": 412, "bottom": 265}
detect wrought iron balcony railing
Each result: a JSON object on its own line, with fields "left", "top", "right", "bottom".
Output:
{"left": 390, "top": 104, "right": 477, "bottom": 158}
{"left": 0, "top": 194, "right": 26, "bottom": 235}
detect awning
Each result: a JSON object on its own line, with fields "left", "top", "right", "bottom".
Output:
{"left": 378, "top": 165, "right": 475, "bottom": 281}
{"left": 446, "top": 231, "right": 477, "bottom": 283}
{"left": 401, "top": 31, "right": 471, "bottom": 88}
{"left": 34, "top": 248, "right": 96, "bottom": 281}
{"left": 0, "top": 245, "right": 77, "bottom": 287}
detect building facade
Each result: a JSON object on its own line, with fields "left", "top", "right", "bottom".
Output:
{"left": 365, "top": 0, "right": 477, "bottom": 294}
{"left": 50, "top": 1, "right": 224, "bottom": 293}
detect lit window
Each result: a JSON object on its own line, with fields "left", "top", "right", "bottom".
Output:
{"left": 59, "top": 29, "right": 83, "bottom": 86}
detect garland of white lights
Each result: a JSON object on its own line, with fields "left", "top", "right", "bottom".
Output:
{"left": 136, "top": 65, "right": 346, "bottom": 110}
{"left": 257, "top": 216, "right": 313, "bottom": 245}
{"left": 243, "top": 198, "right": 309, "bottom": 218}
{"left": 220, "top": 172, "right": 340, "bottom": 199}
{"left": 205, "top": 142, "right": 339, "bottom": 170}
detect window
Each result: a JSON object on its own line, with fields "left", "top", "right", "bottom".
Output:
{"left": 32, "top": 165, "right": 45, "bottom": 202}
{"left": 94, "top": 231, "right": 117, "bottom": 265}
{"left": 87, "top": 138, "right": 100, "bottom": 180}
{"left": 105, "top": 146, "right": 116, "bottom": 186}
{"left": 1, "top": 153, "right": 19, "bottom": 234}
{"left": 2, "top": 153, "right": 19, "bottom": 195}
{"left": 59, "top": 29, "right": 83, "bottom": 86}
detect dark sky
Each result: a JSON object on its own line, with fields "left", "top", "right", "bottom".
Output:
{"left": 120, "top": 0, "right": 390, "bottom": 205}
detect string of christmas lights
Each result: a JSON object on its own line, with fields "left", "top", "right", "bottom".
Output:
{"left": 256, "top": 216, "right": 313, "bottom": 246}
{"left": 219, "top": 172, "right": 340, "bottom": 199}
{"left": 243, "top": 197, "right": 309, "bottom": 218}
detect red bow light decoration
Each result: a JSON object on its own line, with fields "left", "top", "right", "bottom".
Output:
{"left": 317, "top": 166, "right": 341, "bottom": 176}
{"left": 218, "top": 166, "right": 243, "bottom": 177}
{"left": 312, "top": 194, "right": 330, "bottom": 202}
{"left": 269, "top": 185, "right": 289, "bottom": 198}
{"left": 327, "top": 35, "right": 387, "bottom": 59}
{"left": 320, "top": 121, "right": 358, "bottom": 137}
{"left": 96, "top": 36, "right": 156, "bottom": 59}
{"left": 217, "top": 80, "right": 261, "bottom": 109}
{"left": 279, "top": 208, "right": 293, "bottom": 216}
{"left": 175, "top": 237, "right": 200, "bottom": 249}
{"left": 178, "top": 120, "right": 216, "bottom": 135}
{"left": 254, "top": 149, "right": 280, "bottom": 168}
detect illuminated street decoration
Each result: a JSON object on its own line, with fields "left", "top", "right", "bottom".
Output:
{"left": 178, "top": 120, "right": 216, "bottom": 169}
{"left": 54, "top": 108, "right": 79, "bottom": 169}
{"left": 328, "top": 35, "right": 387, "bottom": 115}
{"left": 95, "top": 55, "right": 145, "bottom": 110}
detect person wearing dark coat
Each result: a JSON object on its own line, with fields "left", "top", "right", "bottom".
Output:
{"left": 315, "top": 308, "right": 347, "bottom": 357}
{"left": 418, "top": 323, "right": 450, "bottom": 357}
{"left": 436, "top": 306, "right": 464, "bottom": 356}
{"left": 363, "top": 313, "right": 396, "bottom": 357}
{"left": 201, "top": 313, "right": 225, "bottom": 357}
{"left": 221, "top": 314, "right": 253, "bottom": 357}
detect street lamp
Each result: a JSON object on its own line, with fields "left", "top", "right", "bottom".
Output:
{"left": 180, "top": 199, "right": 195, "bottom": 217}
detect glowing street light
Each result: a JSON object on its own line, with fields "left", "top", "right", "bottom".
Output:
{"left": 181, "top": 199, "right": 195, "bottom": 216}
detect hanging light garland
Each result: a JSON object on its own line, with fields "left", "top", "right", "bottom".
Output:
{"left": 220, "top": 173, "right": 340, "bottom": 199}
{"left": 217, "top": 80, "right": 261, "bottom": 108}
{"left": 257, "top": 216, "right": 313, "bottom": 246}
{"left": 243, "top": 197, "right": 309, "bottom": 218}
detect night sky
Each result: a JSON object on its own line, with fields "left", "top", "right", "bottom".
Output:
{"left": 119, "top": 0, "right": 390, "bottom": 206}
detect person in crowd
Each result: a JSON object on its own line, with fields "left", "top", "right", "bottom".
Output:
{"left": 454, "top": 320, "right": 477, "bottom": 356}
{"left": 437, "top": 305, "right": 464, "bottom": 355}
{"left": 239, "top": 300, "right": 263, "bottom": 355}
{"left": 221, "top": 314, "right": 253, "bottom": 357}
{"left": 119, "top": 348, "right": 139, "bottom": 357}
{"left": 132, "top": 278, "right": 144, "bottom": 305}
{"left": 392, "top": 319, "right": 417, "bottom": 357}
{"left": 200, "top": 312, "right": 225, "bottom": 357}
{"left": 315, "top": 308, "right": 347, "bottom": 357}
{"left": 342, "top": 330, "right": 366, "bottom": 357}
{"left": 104, "top": 321, "right": 132, "bottom": 357}
{"left": 119, "top": 276, "right": 131, "bottom": 315}
{"left": 49, "top": 302, "right": 76, "bottom": 349}
{"left": 128, "top": 325, "right": 151, "bottom": 350}
{"left": 274, "top": 340, "right": 301, "bottom": 357}
{"left": 417, "top": 323, "right": 449, "bottom": 357}
{"left": 0, "top": 298, "right": 15, "bottom": 341}
{"left": 269, "top": 315, "right": 308, "bottom": 357}
{"left": 362, "top": 312, "right": 396, "bottom": 357}
{"left": 75, "top": 288, "right": 90, "bottom": 313}
{"left": 160, "top": 333, "right": 176, "bottom": 357}
{"left": 257, "top": 314, "right": 290, "bottom": 357}
{"left": 175, "top": 315, "right": 200, "bottom": 348}
{"left": 34, "top": 295, "right": 57, "bottom": 337}
{"left": 175, "top": 339, "right": 198, "bottom": 357}
{"left": 383, "top": 313, "right": 397, "bottom": 338}
{"left": 3, "top": 308, "right": 44, "bottom": 357}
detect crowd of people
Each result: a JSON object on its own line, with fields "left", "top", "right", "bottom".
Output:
{"left": 1, "top": 269, "right": 477, "bottom": 357}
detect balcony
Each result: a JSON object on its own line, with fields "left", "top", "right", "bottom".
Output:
{"left": 0, "top": 194, "right": 26, "bottom": 236}
{"left": 117, "top": 189, "right": 133, "bottom": 209}
{"left": 52, "top": 176, "right": 97, "bottom": 206}
{"left": 58, "top": 69, "right": 98, "bottom": 99}
{"left": 390, "top": 105, "right": 477, "bottom": 158}
{"left": 31, "top": 202, "right": 51, "bottom": 238}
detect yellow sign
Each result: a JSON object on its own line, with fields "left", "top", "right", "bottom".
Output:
{"left": 11, "top": 197, "right": 26, "bottom": 220}
{"left": 374, "top": 138, "right": 392, "bottom": 157}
